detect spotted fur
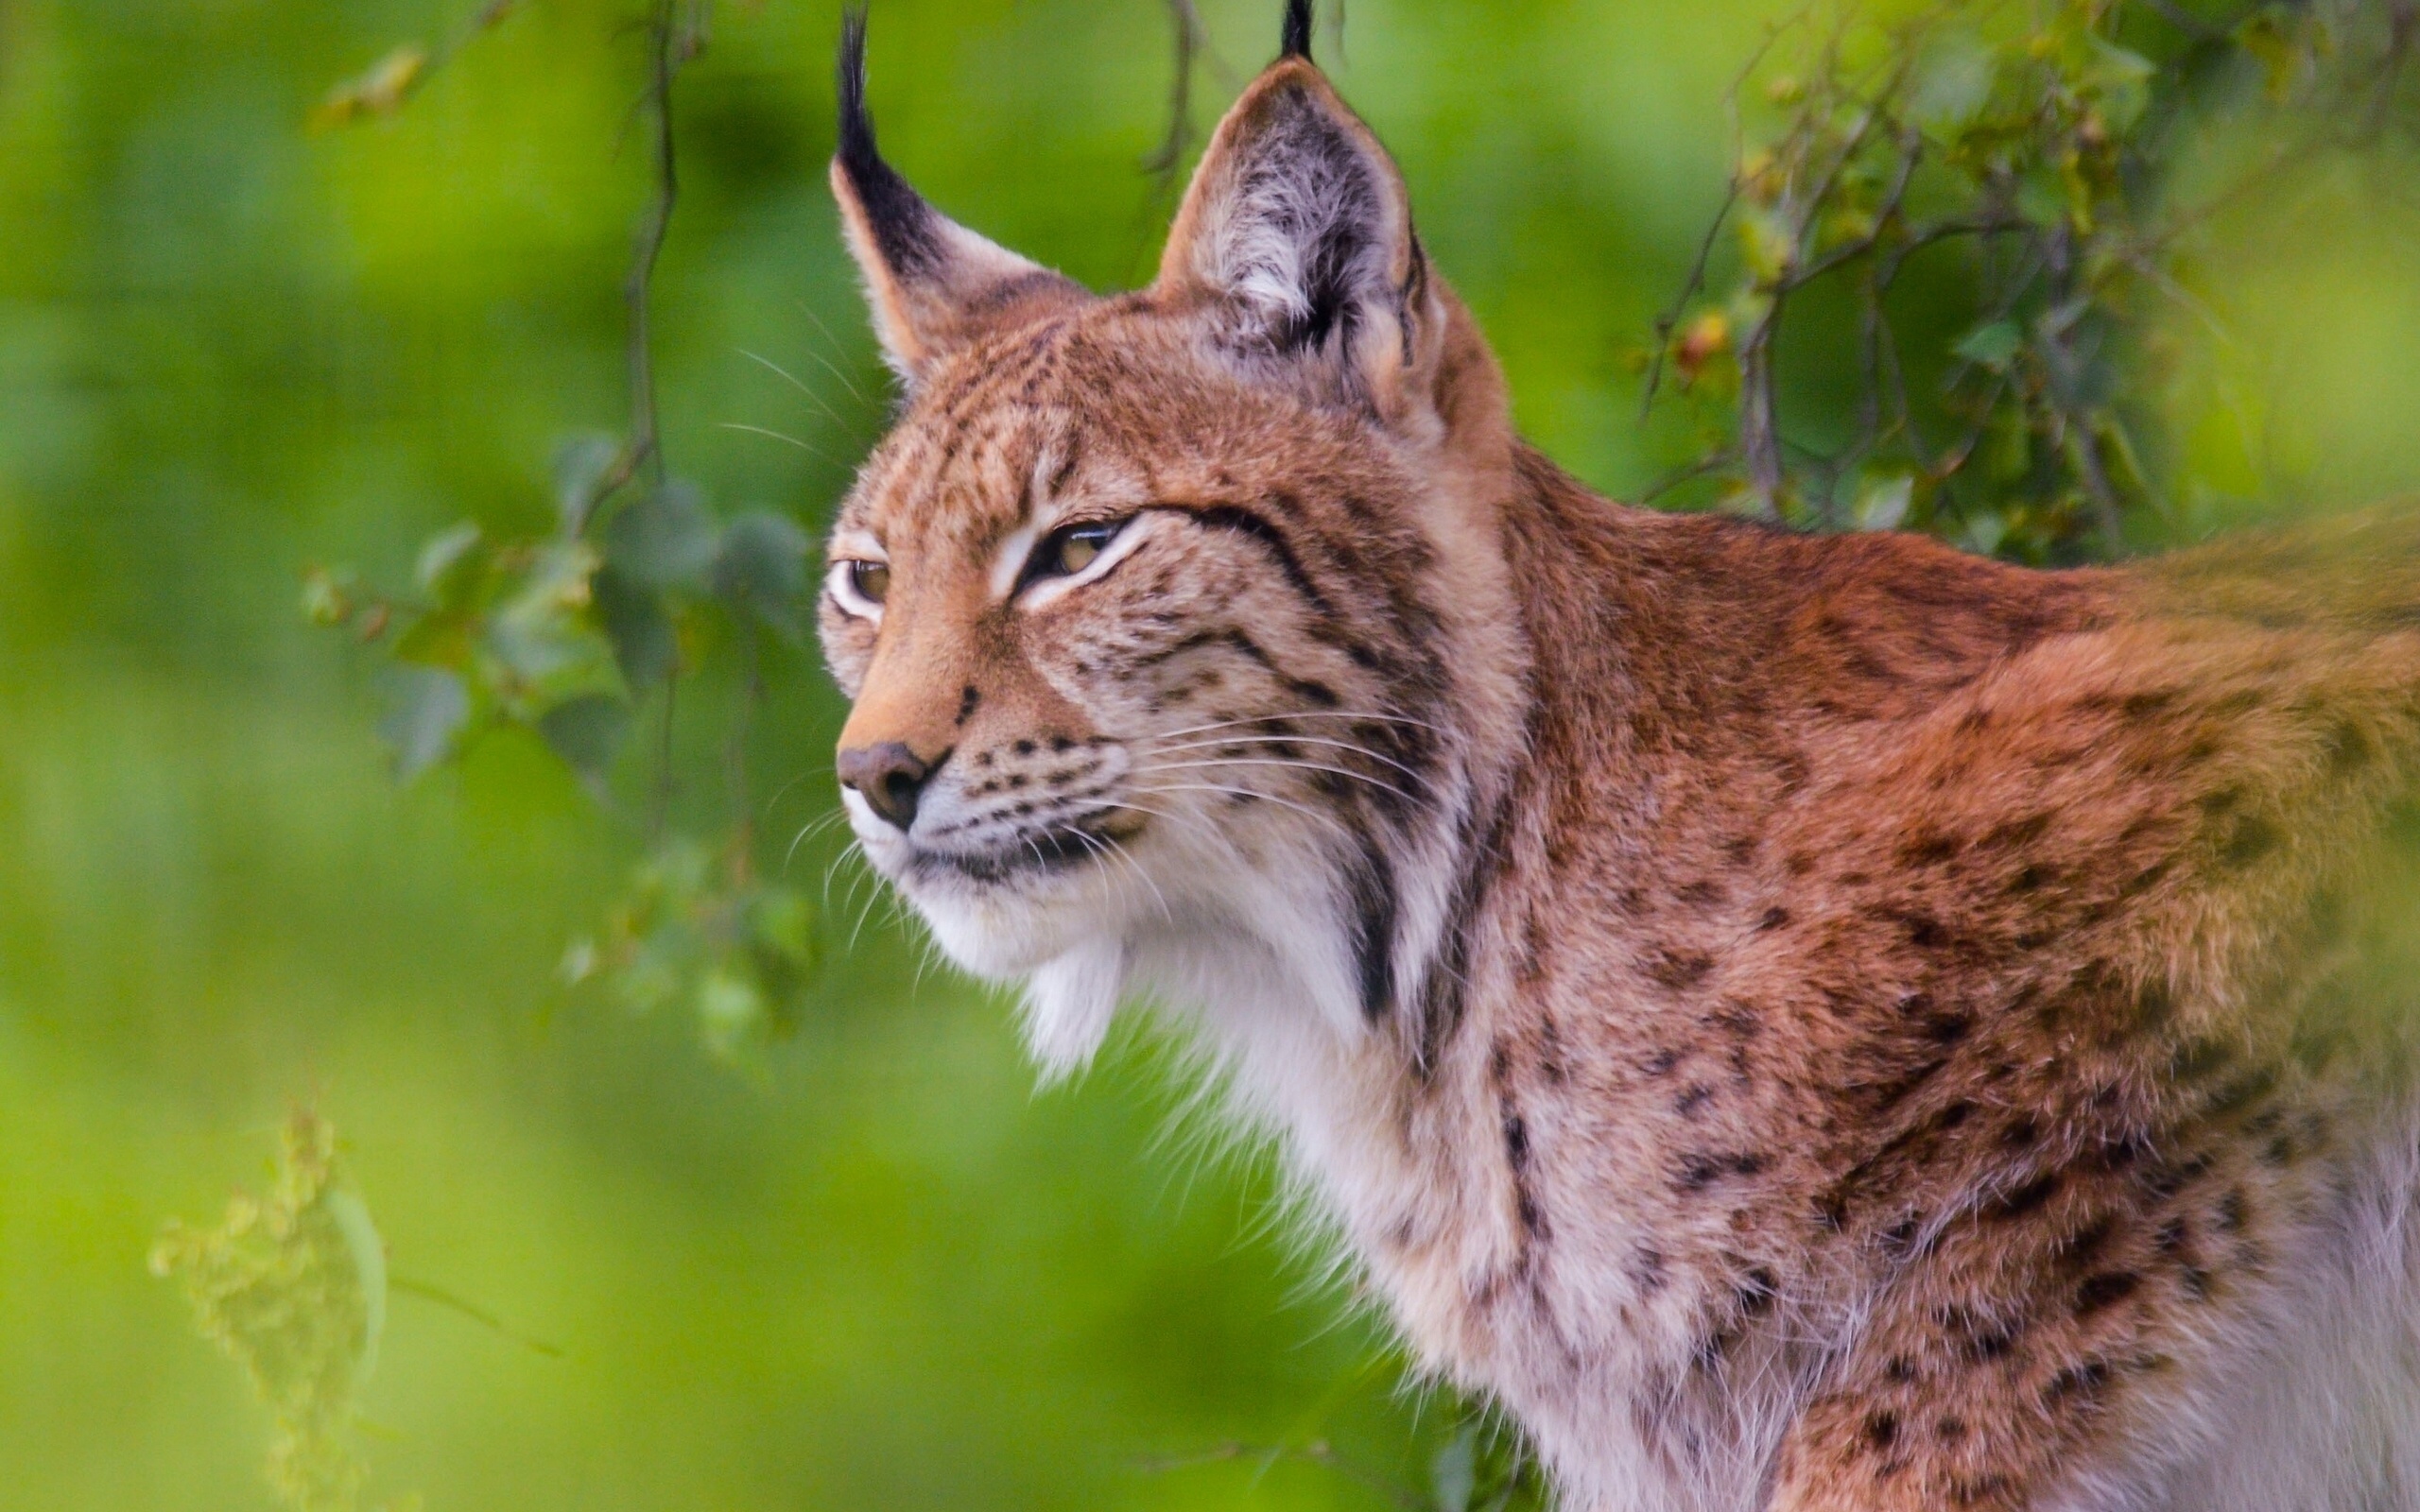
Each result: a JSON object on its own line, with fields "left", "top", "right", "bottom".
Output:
{"left": 819, "top": 14, "right": 2420, "bottom": 1510}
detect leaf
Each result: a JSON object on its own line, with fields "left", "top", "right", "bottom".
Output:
{"left": 310, "top": 44, "right": 427, "bottom": 130}
{"left": 486, "top": 541, "right": 622, "bottom": 713}
{"left": 1909, "top": 29, "right": 1997, "bottom": 133}
{"left": 1953, "top": 320, "right": 2022, "bottom": 369}
{"left": 537, "top": 695, "right": 631, "bottom": 785}
{"left": 322, "top": 1189, "right": 388, "bottom": 1386}
{"left": 389, "top": 609, "right": 477, "bottom": 671}
{"left": 2014, "top": 162, "right": 2069, "bottom": 229}
{"left": 603, "top": 480, "right": 718, "bottom": 591}
{"left": 552, "top": 432, "right": 623, "bottom": 537}
{"left": 1431, "top": 1425, "right": 1479, "bottom": 1512}
{"left": 377, "top": 666, "right": 470, "bottom": 781}
{"left": 697, "top": 969, "right": 768, "bottom": 1059}
{"left": 713, "top": 510, "right": 814, "bottom": 639}
{"left": 1854, "top": 472, "right": 1914, "bottom": 532}
{"left": 2236, "top": 9, "right": 2308, "bottom": 102}
{"left": 1736, "top": 207, "right": 1796, "bottom": 287}
{"left": 2080, "top": 36, "right": 2155, "bottom": 133}
{"left": 594, "top": 567, "right": 679, "bottom": 689}
{"left": 413, "top": 521, "right": 485, "bottom": 602}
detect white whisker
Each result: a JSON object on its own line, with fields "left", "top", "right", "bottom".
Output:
{"left": 1139, "top": 709, "right": 1449, "bottom": 745}
{"left": 719, "top": 421, "right": 832, "bottom": 463}
{"left": 1131, "top": 781, "right": 1357, "bottom": 840}
{"left": 1136, "top": 754, "right": 1419, "bottom": 804}
{"left": 737, "top": 348, "right": 852, "bottom": 430}
{"left": 1136, "top": 732, "right": 1437, "bottom": 789}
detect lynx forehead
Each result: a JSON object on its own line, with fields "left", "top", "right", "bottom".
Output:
{"left": 818, "top": 5, "right": 2420, "bottom": 1508}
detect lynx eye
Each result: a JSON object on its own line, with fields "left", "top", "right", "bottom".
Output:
{"left": 827, "top": 558, "right": 890, "bottom": 620}
{"left": 1018, "top": 518, "right": 1134, "bottom": 596}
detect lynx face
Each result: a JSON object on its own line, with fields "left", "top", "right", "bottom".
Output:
{"left": 819, "top": 14, "right": 1518, "bottom": 1069}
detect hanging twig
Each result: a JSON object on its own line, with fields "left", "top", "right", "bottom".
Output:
{"left": 586, "top": 0, "right": 698, "bottom": 511}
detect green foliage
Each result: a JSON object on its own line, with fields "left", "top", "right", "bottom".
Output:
{"left": 308, "top": 438, "right": 823, "bottom": 1059}
{"left": 1423, "top": 1414, "right": 1549, "bottom": 1512}
{"left": 558, "top": 833, "right": 821, "bottom": 1063}
{"left": 152, "top": 1110, "right": 417, "bottom": 1512}
{"left": 1646, "top": 0, "right": 2419, "bottom": 558}
{"left": 303, "top": 0, "right": 832, "bottom": 1063}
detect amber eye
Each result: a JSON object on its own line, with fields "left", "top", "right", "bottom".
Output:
{"left": 827, "top": 558, "right": 890, "bottom": 620}
{"left": 1024, "top": 520, "right": 1128, "bottom": 589}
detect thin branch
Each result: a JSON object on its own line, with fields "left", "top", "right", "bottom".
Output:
{"left": 726, "top": 623, "right": 762, "bottom": 868}
{"left": 390, "top": 1275, "right": 564, "bottom": 1358}
{"left": 606, "top": 0, "right": 686, "bottom": 501}
{"left": 1638, "top": 176, "right": 1741, "bottom": 419}
{"left": 1144, "top": 0, "right": 1215, "bottom": 190}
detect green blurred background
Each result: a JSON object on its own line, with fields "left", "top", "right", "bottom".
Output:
{"left": 1, "top": 1, "right": 2415, "bottom": 1508}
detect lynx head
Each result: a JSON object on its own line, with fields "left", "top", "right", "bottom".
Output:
{"left": 820, "top": 3, "right": 1525, "bottom": 1074}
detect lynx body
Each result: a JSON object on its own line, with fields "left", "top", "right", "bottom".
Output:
{"left": 816, "top": 10, "right": 2420, "bottom": 1507}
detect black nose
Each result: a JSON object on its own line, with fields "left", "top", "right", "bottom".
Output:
{"left": 837, "top": 742, "right": 937, "bottom": 832}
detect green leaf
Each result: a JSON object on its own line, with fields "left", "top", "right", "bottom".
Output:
{"left": 552, "top": 432, "right": 623, "bottom": 537}
{"left": 714, "top": 510, "right": 813, "bottom": 639}
{"left": 1953, "top": 320, "right": 2022, "bottom": 369}
{"left": 321, "top": 1188, "right": 388, "bottom": 1386}
{"left": 2015, "top": 163, "right": 2069, "bottom": 229}
{"left": 1909, "top": 29, "right": 1997, "bottom": 133}
{"left": 390, "top": 608, "right": 477, "bottom": 671}
{"left": 595, "top": 567, "right": 679, "bottom": 689}
{"left": 604, "top": 480, "right": 718, "bottom": 591}
{"left": 1736, "top": 207, "right": 1796, "bottom": 287}
{"left": 378, "top": 665, "right": 470, "bottom": 781}
{"left": 484, "top": 541, "right": 619, "bottom": 713}
{"left": 414, "top": 521, "right": 485, "bottom": 603}
{"left": 697, "top": 969, "right": 767, "bottom": 1059}
{"left": 2236, "top": 9, "right": 2307, "bottom": 102}
{"left": 1432, "top": 1425, "right": 1479, "bottom": 1512}
{"left": 537, "top": 695, "right": 631, "bottom": 785}
{"left": 1854, "top": 472, "right": 1914, "bottom": 532}
{"left": 2081, "top": 36, "right": 2155, "bottom": 133}
{"left": 301, "top": 566, "right": 355, "bottom": 627}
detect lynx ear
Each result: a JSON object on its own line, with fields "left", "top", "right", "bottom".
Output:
{"left": 831, "top": 11, "right": 1083, "bottom": 384}
{"left": 1154, "top": 35, "right": 1443, "bottom": 422}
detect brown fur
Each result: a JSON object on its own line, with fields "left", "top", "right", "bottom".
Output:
{"left": 819, "top": 27, "right": 2420, "bottom": 1511}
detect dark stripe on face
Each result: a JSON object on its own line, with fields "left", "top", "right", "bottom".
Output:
{"left": 1170, "top": 504, "right": 1340, "bottom": 619}
{"left": 1349, "top": 838, "right": 1398, "bottom": 1022}
{"left": 1128, "top": 627, "right": 1351, "bottom": 728}
{"left": 1132, "top": 627, "right": 1272, "bottom": 672}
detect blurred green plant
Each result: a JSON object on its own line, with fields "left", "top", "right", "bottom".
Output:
{"left": 1643, "top": 0, "right": 2418, "bottom": 558}
{"left": 151, "top": 1109, "right": 418, "bottom": 1512}
{"left": 305, "top": 0, "right": 825, "bottom": 1065}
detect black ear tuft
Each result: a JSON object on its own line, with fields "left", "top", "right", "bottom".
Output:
{"left": 836, "top": 8, "right": 941, "bottom": 277}
{"left": 1281, "top": 0, "right": 1313, "bottom": 60}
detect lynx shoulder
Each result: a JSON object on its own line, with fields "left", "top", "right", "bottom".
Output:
{"left": 816, "top": 7, "right": 2420, "bottom": 1507}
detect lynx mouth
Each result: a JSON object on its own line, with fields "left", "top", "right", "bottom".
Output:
{"left": 907, "top": 812, "right": 1139, "bottom": 885}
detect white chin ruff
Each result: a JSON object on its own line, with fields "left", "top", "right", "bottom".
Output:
{"left": 906, "top": 879, "right": 1134, "bottom": 1075}
{"left": 1018, "top": 938, "right": 1130, "bottom": 1078}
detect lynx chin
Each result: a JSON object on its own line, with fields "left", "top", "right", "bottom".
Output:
{"left": 816, "top": 5, "right": 2420, "bottom": 1507}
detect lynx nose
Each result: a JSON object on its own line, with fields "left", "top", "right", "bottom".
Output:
{"left": 838, "top": 741, "right": 939, "bottom": 833}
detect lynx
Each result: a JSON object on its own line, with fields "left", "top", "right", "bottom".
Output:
{"left": 816, "top": 5, "right": 2420, "bottom": 1507}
